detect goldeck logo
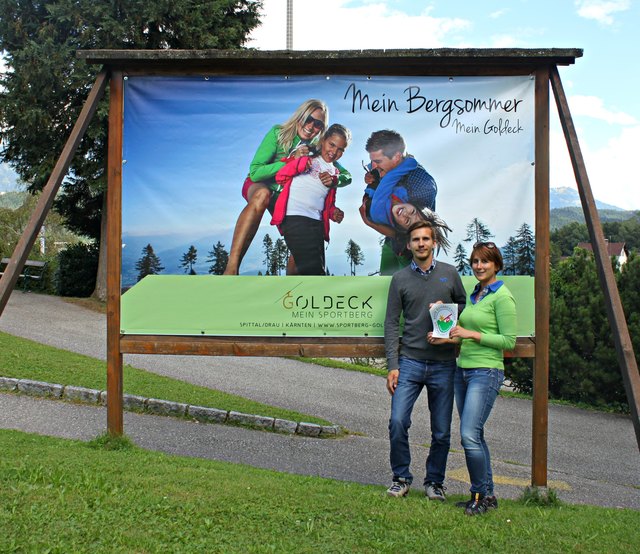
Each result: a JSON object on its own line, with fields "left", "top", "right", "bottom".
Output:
{"left": 282, "top": 292, "right": 373, "bottom": 311}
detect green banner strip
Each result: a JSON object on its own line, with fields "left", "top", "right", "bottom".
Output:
{"left": 121, "top": 275, "right": 534, "bottom": 338}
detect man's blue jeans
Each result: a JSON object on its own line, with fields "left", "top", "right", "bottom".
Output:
{"left": 389, "top": 356, "right": 456, "bottom": 485}
{"left": 455, "top": 367, "right": 504, "bottom": 496}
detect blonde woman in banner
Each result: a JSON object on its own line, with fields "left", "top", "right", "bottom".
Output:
{"left": 429, "top": 241, "right": 516, "bottom": 516}
{"left": 224, "top": 99, "right": 328, "bottom": 275}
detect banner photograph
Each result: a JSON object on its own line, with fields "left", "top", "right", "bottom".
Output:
{"left": 120, "top": 75, "right": 535, "bottom": 337}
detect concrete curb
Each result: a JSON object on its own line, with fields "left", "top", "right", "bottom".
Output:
{"left": 0, "top": 376, "right": 342, "bottom": 438}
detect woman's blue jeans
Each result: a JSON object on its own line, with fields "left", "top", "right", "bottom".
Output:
{"left": 455, "top": 367, "right": 504, "bottom": 496}
{"left": 389, "top": 356, "right": 455, "bottom": 485}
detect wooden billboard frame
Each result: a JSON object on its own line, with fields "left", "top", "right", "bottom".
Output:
{"left": 4, "top": 48, "right": 637, "bottom": 486}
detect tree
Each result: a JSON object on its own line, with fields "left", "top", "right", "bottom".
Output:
{"left": 180, "top": 245, "right": 198, "bottom": 275}
{"left": 206, "top": 241, "right": 229, "bottom": 275}
{"left": 501, "top": 236, "right": 518, "bottom": 275}
{"left": 463, "top": 218, "right": 494, "bottom": 244}
{"left": 135, "top": 243, "right": 164, "bottom": 282}
{"left": 507, "top": 248, "right": 627, "bottom": 409}
{"left": 345, "top": 239, "right": 365, "bottom": 276}
{"left": 514, "top": 222, "right": 535, "bottom": 276}
{"left": 0, "top": 0, "right": 262, "bottom": 298}
{"left": 270, "top": 238, "right": 289, "bottom": 276}
{"left": 262, "top": 233, "right": 274, "bottom": 275}
{"left": 453, "top": 243, "right": 470, "bottom": 275}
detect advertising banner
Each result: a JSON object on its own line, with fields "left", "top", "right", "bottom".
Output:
{"left": 121, "top": 75, "right": 535, "bottom": 337}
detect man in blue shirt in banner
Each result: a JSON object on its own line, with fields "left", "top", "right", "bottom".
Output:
{"left": 359, "top": 129, "right": 439, "bottom": 275}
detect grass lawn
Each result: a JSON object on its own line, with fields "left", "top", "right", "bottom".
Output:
{"left": 0, "top": 331, "right": 330, "bottom": 426}
{"left": 1, "top": 429, "right": 638, "bottom": 553}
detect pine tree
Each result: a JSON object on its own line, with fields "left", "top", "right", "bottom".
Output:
{"left": 135, "top": 243, "right": 164, "bottom": 282}
{"left": 345, "top": 239, "right": 365, "bottom": 276}
{"left": 180, "top": 245, "right": 198, "bottom": 275}
{"left": 463, "top": 218, "right": 494, "bottom": 244}
{"left": 515, "top": 222, "right": 535, "bottom": 276}
{"left": 271, "top": 238, "right": 289, "bottom": 276}
{"left": 453, "top": 243, "right": 470, "bottom": 275}
{"left": 262, "top": 234, "right": 274, "bottom": 275}
{"left": 502, "top": 236, "right": 519, "bottom": 276}
{"left": 206, "top": 241, "right": 229, "bottom": 275}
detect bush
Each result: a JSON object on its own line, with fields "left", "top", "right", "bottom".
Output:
{"left": 55, "top": 242, "right": 99, "bottom": 297}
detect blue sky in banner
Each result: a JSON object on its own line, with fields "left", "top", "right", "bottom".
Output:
{"left": 122, "top": 75, "right": 533, "bottom": 280}
{"left": 249, "top": 0, "right": 639, "bottom": 211}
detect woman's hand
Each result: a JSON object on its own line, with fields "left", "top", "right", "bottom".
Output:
{"left": 364, "top": 171, "right": 376, "bottom": 185}
{"left": 293, "top": 145, "right": 310, "bottom": 159}
{"left": 319, "top": 171, "right": 334, "bottom": 187}
{"left": 450, "top": 325, "right": 481, "bottom": 342}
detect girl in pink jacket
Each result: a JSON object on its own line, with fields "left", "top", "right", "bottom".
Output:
{"left": 271, "top": 124, "right": 352, "bottom": 275}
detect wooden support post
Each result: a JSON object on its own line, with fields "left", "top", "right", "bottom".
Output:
{"left": 533, "top": 68, "right": 550, "bottom": 485}
{"left": 550, "top": 66, "right": 640, "bottom": 451}
{"left": 106, "top": 71, "right": 124, "bottom": 436}
{"left": 0, "top": 70, "right": 108, "bottom": 316}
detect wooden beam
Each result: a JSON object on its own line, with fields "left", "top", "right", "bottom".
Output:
{"left": 106, "top": 71, "right": 124, "bottom": 436}
{"left": 119, "top": 335, "right": 536, "bottom": 358}
{"left": 533, "top": 67, "right": 551, "bottom": 486}
{"left": 550, "top": 66, "right": 640, "bottom": 451}
{"left": 0, "top": 70, "right": 108, "bottom": 316}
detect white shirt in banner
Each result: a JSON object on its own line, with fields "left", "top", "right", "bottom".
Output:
{"left": 286, "top": 157, "right": 338, "bottom": 220}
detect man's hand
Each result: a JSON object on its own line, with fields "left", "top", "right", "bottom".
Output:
{"left": 387, "top": 369, "right": 399, "bottom": 395}
{"left": 331, "top": 207, "right": 344, "bottom": 223}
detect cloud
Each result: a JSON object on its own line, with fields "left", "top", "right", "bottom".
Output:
{"left": 551, "top": 120, "right": 640, "bottom": 209}
{"left": 575, "top": 0, "right": 630, "bottom": 25}
{"left": 568, "top": 95, "right": 637, "bottom": 125}
{"left": 489, "top": 9, "right": 508, "bottom": 19}
{"left": 488, "top": 34, "right": 519, "bottom": 48}
{"left": 248, "top": 0, "right": 470, "bottom": 50}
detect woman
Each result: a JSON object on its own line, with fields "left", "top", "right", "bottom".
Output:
{"left": 429, "top": 241, "right": 516, "bottom": 515}
{"left": 224, "top": 99, "right": 328, "bottom": 275}
{"left": 271, "top": 124, "right": 352, "bottom": 275}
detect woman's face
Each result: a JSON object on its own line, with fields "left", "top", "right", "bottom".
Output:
{"left": 320, "top": 133, "right": 347, "bottom": 163}
{"left": 297, "top": 108, "right": 325, "bottom": 141}
{"left": 471, "top": 256, "right": 498, "bottom": 285}
{"left": 391, "top": 202, "right": 421, "bottom": 230}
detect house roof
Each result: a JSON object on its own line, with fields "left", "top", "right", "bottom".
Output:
{"left": 577, "top": 241, "right": 626, "bottom": 257}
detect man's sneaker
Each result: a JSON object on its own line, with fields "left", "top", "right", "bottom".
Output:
{"left": 387, "top": 480, "right": 410, "bottom": 497}
{"left": 424, "top": 482, "right": 446, "bottom": 501}
{"left": 464, "top": 493, "right": 488, "bottom": 516}
{"left": 456, "top": 494, "right": 498, "bottom": 510}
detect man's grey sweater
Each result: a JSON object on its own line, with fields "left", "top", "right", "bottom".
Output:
{"left": 384, "top": 262, "right": 467, "bottom": 370}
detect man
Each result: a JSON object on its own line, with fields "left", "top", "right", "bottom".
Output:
{"left": 359, "top": 129, "right": 438, "bottom": 275}
{"left": 384, "top": 220, "right": 466, "bottom": 500}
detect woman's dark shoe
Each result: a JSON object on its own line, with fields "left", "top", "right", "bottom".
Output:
{"left": 464, "top": 493, "right": 487, "bottom": 516}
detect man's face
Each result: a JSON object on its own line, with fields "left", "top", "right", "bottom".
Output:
{"left": 407, "top": 226, "right": 436, "bottom": 263}
{"left": 368, "top": 149, "right": 402, "bottom": 177}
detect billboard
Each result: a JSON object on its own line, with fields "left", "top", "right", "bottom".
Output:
{"left": 120, "top": 75, "right": 535, "bottom": 337}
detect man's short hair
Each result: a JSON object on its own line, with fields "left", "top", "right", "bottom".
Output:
{"left": 365, "top": 130, "right": 406, "bottom": 159}
{"left": 407, "top": 220, "right": 435, "bottom": 240}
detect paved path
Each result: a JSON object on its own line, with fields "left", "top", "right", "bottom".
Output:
{"left": 1, "top": 292, "right": 638, "bottom": 509}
